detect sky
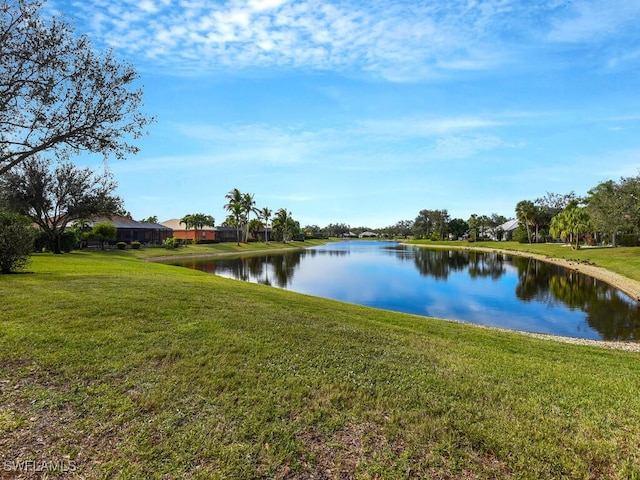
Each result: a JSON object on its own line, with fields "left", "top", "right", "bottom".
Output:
{"left": 50, "top": 0, "right": 640, "bottom": 228}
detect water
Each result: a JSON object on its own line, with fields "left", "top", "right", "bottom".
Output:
{"left": 170, "top": 241, "right": 640, "bottom": 341}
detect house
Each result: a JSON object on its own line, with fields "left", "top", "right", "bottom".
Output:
{"left": 161, "top": 218, "right": 217, "bottom": 242}
{"left": 489, "top": 218, "right": 519, "bottom": 241}
{"left": 214, "top": 226, "right": 241, "bottom": 243}
{"left": 358, "top": 231, "right": 378, "bottom": 238}
{"left": 90, "top": 215, "right": 173, "bottom": 244}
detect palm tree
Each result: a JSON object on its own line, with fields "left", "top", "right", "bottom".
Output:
{"left": 225, "top": 201, "right": 245, "bottom": 246}
{"left": 190, "top": 213, "right": 215, "bottom": 242}
{"left": 247, "top": 218, "right": 263, "bottom": 241}
{"left": 241, "top": 192, "right": 255, "bottom": 242}
{"left": 567, "top": 207, "right": 591, "bottom": 250}
{"left": 550, "top": 206, "right": 591, "bottom": 249}
{"left": 259, "top": 207, "right": 272, "bottom": 243}
{"left": 180, "top": 214, "right": 194, "bottom": 244}
{"left": 550, "top": 212, "right": 571, "bottom": 244}
{"left": 272, "top": 208, "right": 292, "bottom": 242}
{"left": 515, "top": 200, "right": 536, "bottom": 244}
{"left": 225, "top": 188, "right": 243, "bottom": 206}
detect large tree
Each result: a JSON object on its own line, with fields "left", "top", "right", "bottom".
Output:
{"left": 0, "top": 157, "right": 121, "bottom": 253}
{"left": 448, "top": 218, "right": 468, "bottom": 240}
{"left": 414, "top": 209, "right": 450, "bottom": 240}
{"left": 0, "top": 0, "right": 153, "bottom": 175}
{"left": 586, "top": 177, "right": 640, "bottom": 246}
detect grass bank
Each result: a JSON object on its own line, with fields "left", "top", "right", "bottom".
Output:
{"left": 125, "top": 238, "right": 333, "bottom": 260}
{"left": 1, "top": 247, "right": 640, "bottom": 478}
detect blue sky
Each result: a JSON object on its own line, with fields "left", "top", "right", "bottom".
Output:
{"left": 51, "top": 0, "right": 640, "bottom": 228}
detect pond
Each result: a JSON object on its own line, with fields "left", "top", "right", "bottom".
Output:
{"left": 170, "top": 241, "right": 640, "bottom": 341}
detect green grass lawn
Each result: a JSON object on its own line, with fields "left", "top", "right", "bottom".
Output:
{"left": 1, "top": 244, "right": 640, "bottom": 478}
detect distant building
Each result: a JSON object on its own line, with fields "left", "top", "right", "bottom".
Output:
{"left": 161, "top": 218, "right": 217, "bottom": 242}
{"left": 489, "top": 218, "right": 519, "bottom": 241}
{"left": 358, "top": 231, "right": 378, "bottom": 238}
{"left": 214, "top": 226, "right": 241, "bottom": 243}
{"left": 90, "top": 215, "right": 172, "bottom": 244}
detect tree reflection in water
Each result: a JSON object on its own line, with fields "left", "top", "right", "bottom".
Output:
{"left": 512, "top": 256, "right": 640, "bottom": 341}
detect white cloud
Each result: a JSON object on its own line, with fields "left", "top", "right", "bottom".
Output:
{"left": 356, "top": 116, "right": 505, "bottom": 138}
{"left": 172, "top": 122, "right": 327, "bottom": 165}
{"left": 62, "top": 0, "right": 515, "bottom": 80}
{"left": 546, "top": 0, "right": 640, "bottom": 43}
{"left": 431, "top": 134, "right": 506, "bottom": 159}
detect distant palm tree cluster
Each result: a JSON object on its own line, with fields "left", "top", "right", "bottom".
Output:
{"left": 221, "top": 188, "right": 298, "bottom": 245}
{"left": 179, "top": 213, "right": 216, "bottom": 243}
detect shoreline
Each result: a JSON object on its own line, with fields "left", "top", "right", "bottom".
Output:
{"left": 145, "top": 247, "right": 305, "bottom": 263}
{"left": 143, "top": 243, "right": 321, "bottom": 263}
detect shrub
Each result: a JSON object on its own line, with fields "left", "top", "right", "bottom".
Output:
{"left": 0, "top": 211, "right": 35, "bottom": 273}
{"left": 619, "top": 234, "right": 639, "bottom": 247}
{"left": 33, "top": 229, "right": 78, "bottom": 253}
{"left": 131, "top": 241, "right": 141, "bottom": 249}
{"left": 513, "top": 225, "right": 530, "bottom": 243}
{"left": 87, "top": 222, "right": 117, "bottom": 250}
{"left": 60, "top": 230, "right": 79, "bottom": 252}
{"left": 117, "top": 242, "right": 127, "bottom": 250}
{"left": 163, "top": 237, "right": 180, "bottom": 249}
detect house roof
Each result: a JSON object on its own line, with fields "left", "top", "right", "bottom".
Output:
{"left": 160, "top": 218, "right": 216, "bottom": 231}
{"left": 91, "top": 215, "right": 172, "bottom": 230}
{"left": 498, "top": 218, "right": 519, "bottom": 232}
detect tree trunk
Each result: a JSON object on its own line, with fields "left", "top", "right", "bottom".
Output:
{"left": 54, "top": 233, "right": 62, "bottom": 254}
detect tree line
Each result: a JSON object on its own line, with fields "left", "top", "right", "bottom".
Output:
{"left": 517, "top": 176, "right": 640, "bottom": 248}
